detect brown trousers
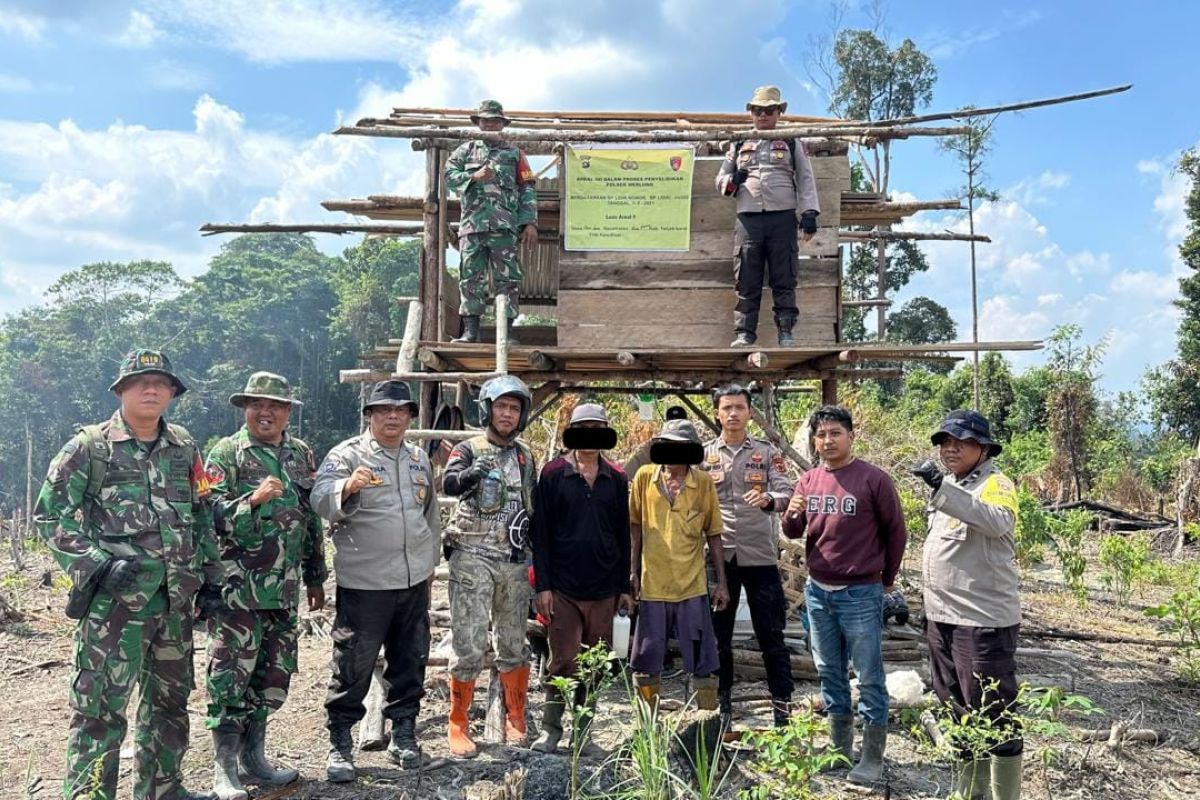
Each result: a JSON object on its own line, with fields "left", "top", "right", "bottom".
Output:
{"left": 545, "top": 592, "right": 618, "bottom": 680}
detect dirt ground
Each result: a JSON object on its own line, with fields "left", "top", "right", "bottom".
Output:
{"left": 3, "top": 543, "right": 1200, "bottom": 800}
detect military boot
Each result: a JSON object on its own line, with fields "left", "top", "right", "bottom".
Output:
{"left": 730, "top": 331, "right": 757, "bottom": 347}
{"left": 825, "top": 713, "right": 855, "bottom": 771}
{"left": 990, "top": 753, "right": 1023, "bottom": 800}
{"left": 326, "top": 725, "right": 356, "bottom": 783}
{"left": 774, "top": 313, "right": 797, "bottom": 347}
{"left": 771, "top": 697, "right": 792, "bottom": 728}
{"left": 239, "top": 719, "right": 298, "bottom": 786}
{"left": 453, "top": 315, "right": 481, "bottom": 343}
{"left": 388, "top": 716, "right": 429, "bottom": 769}
{"left": 211, "top": 723, "right": 248, "bottom": 800}
{"left": 530, "top": 686, "right": 565, "bottom": 754}
{"left": 571, "top": 683, "right": 606, "bottom": 760}
{"left": 847, "top": 723, "right": 888, "bottom": 785}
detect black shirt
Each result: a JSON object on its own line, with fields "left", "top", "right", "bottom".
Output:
{"left": 531, "top": 454, "right": 631, "bottom": 600}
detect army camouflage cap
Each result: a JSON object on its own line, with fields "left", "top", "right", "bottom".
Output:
{"left": 229, "top": 371, "right": 302, "bottom": 408}
{"left": 109, "top": 348, "right": 187, "bottom": 396}
{"left": 746, "top": 85, "right": 788, "bottom": 112}
{"left": 470, "top": 99, "right": 511, "bottom": 126}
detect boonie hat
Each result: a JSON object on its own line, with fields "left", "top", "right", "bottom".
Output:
{"left": 230, "top": 371, "right": 302, "bottom": 407}
{"left": 109, "top": 349, "right": 187, "bottom": 396}
{"left": 470, "top": 99, "right": 511, "bottom": 125}
{"left": 362, "top": 380, "right": 419, "bottom": 414}
{"left": 931, "top": 410, "right": 1002, "bottom": 457}
{"left": 746, "top": 85, "right": 788, "bottom": 112}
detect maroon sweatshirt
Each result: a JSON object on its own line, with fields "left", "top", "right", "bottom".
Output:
{"left": 781, "top": 458, "right": 907, "bottom": 587}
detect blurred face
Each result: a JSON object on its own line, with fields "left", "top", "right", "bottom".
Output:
{"left": 939, "top": 435, "right": 987, "bottom": 478}
{"left": 244, "top": 398, "right": 291, "bottom": 444}
{"left": 750, "top": 105, "right": 781, "bottom": 131}
{"left": 478, "top": 117, "right": 506, "bottom": 133}
{"left": 368, "top": 404, "right": 413, "bottom": 446}
{"left": 571, "top": 420, "right": 606, "bottom": 457}
{"left": 490, "top": 395, "right": 523, "bottom": 438}
{"left": 812, "top": 420, "right": 855, "bottom": 468}
{"left": 118, "top": 374, "right": 175, "bottom": 423}
{"left": 716, "top": 393, "right": 750, "bottom": 435}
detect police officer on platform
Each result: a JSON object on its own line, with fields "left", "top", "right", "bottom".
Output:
{"left": 715, "top": 85, "right": 821, "bottom": 348}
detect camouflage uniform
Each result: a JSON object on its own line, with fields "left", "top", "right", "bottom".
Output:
{"left": 442, "top": 434, "right": 537, "bottom": 680}
{"left": 36, "top": 357, "right": 221, "bottom": 800}
{"left": 203, "top": 425, "right": 327, "bottom": 729}
{"left": 444, "top": 101, "right": 538, "bottom": 319}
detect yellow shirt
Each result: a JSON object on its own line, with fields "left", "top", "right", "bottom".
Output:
{"left": 629, "top": 464, "right": 723, "bottom": 602}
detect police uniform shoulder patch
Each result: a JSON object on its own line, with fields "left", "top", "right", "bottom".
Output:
{"left": 204, "top": 461, "right": 226, "bottom": 487}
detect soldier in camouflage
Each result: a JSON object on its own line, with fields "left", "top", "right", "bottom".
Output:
{"left": 441, "top": 375, "right": 537, "bottom": 757}
{"left": 202, "top": 372, "right": 327, "bottom": 799}
{"left": 35, "top": 349, "right": 222, "bottom": 800}
{"left": 445, "top": 99, "right": 539, "bottom": 343}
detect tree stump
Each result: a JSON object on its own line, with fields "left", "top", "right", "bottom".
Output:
{"left": 1175, "top": 456, "right": 1200, "bottom": 557}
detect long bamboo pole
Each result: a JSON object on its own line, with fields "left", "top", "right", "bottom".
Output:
{"left": 840, "top": 230, "right": 991, "bottom": 243}
{"left": 335, "top": 124, "right": 971, "bottom": 143}
{"left": 199, "top": 222, "right": 424, "bottom": 236}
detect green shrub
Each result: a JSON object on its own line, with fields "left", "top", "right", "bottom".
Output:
{"left": 1051, "top": 509, "right": 1092, "bottom": 606}
{"left": 1014, "top": 489, "right": 1054, "bottom": 567}
{"left": 1097, "top": 534, "right": 1151, "bottom": 606}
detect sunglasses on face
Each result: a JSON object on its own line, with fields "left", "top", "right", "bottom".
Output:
{"left": 750, "top": 106, "right": 780, "bottom": 116}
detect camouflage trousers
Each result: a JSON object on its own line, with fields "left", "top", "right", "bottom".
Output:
{"left": 459, "top": 231, "right": 522, "bottom": 317}
{"left": 448, "top": 549, "right": 530, "bottom": 680}
{"left": 205, "top": 607, "right": 298, "bottom": 729}
{"left": 64, "top": 587, "right": 194, "bottom": 800}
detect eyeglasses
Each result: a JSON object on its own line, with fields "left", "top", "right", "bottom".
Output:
{"left": 750, "top": 106, "right": 781, "bottom": 116}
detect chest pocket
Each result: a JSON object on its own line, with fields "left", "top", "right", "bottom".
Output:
{"left": 358, "top": 472, "right": 394, "bottom": 509}
{"left": 736, "top": 144, "right": 758, "bottom": 167}
{"left": 100, "top": 466, "right": 146, "bottom": 507}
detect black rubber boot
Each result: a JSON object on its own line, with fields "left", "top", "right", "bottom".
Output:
{"left": 718, "top": 689, "right": 732, "bottom": 730}
{"left": 239, "top": 719, "right": 298, "bottom": 786}
{"left": 774, "top": 313, "right": 797, "bottom": 346}
{"left": 771, "top": 697, "right": 792, "bottom": 728}
{"left": 453, "top": 315, "right": 481, "bottom": 343}
{"left": 531, "top": 686, "right": 565, "bottom": 754}
{"left": 730, "top": 332, "right": 756, "bottom": 347}
{"left": 326, "top": 725, "right": 356, "bottom": 783}
{"left": 570, "top": 684, "right": 605, "bottom": 760}
{"left": 211, "top": 723, "right": 248, "bottom": 800}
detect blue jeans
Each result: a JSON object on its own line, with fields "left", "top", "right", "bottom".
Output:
{"left": 805, "top": 581, "right": 888, "bottom": 726}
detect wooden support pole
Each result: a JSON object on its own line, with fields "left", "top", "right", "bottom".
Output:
{"left": 436, "top": 146, "right": 448, "bottom": 341}
{"left": 811, "top": 350, "right": 859, "bottom": 370}
{"left": 762, "top": 381, "right": 779, "bottom": 434}
{"left": 821, "top": 379, "right": 838, "bottom": 405}
{"left": 749, "top": 406, "right": 810, "bottom": 471}
{"left": 417, "top": 348, "right": 450, "bottom": 371}
{"left": 421, "top": 149, "right": 440, "bottom": 344}
{"left": 395, "top": 301, "right": 423, "bottom": 374}
{"left": 528, "top": 391, "right": 563, "bottom": 424}
{"left": 674, "top": 393, "right": 720, "bottom": 435}
{"left": 495, "top": 294, "right": 509, "bottom": 375}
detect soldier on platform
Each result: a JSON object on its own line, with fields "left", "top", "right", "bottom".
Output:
{"left": 312, "top": 381, "right": 440, "bottom": 782}
{"left": 715, "top": 85, "right": 821, "bottom": 348}
{"left": 203, "top": 372, "right": 327, "bottom": 799}
{"left": 441, "top": 375, "right": 538, "bottom": 757}
{"left": 445, "top": 99, "right": 539, "bottom": 344}
{"left": 35, "top": 348, "right": 222, "bottom": 800}
{"left": 699, "top": 385, "right": 795, "bottom": 729}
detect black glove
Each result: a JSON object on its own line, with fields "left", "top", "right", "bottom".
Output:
{"left": 458, "top": 457, "right": 493, "bottom": 491}
{"left": 799, "top": 211, "right": 819, "bottom": 236}
{"left": 731, "top": 167, "right": 749, "bottom": 186}
{"left": 195, "top": 584, "right": 224, "bottom": 623}
{"left": 97, "top": 558, "right": 140, "bottom": 594}
{"left": 911, "top": 459, "right": 944, "bottom": 492}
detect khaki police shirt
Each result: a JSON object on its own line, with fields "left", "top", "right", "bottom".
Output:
{"left": 699, "top": 436, "right": 794, "bottom": 566}
{"left": 922, "top": 459, "right": 1021, "bottom": 628}
{"left": 714, "top": 138, "right": 820, "bottom": 215}
{"left": 312, "top": 432, "right": 440, "bottom": 591}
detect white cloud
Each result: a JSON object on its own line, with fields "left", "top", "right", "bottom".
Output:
{"left": 115, "top": 9, "right": 161, "bottom": 47}
{"left": 924, "top": 9, "right": 1042, "bottom": 60}
{"left": 1007, "top": 170, "right": 1070, "bottom": 207}
{"left": 0, "top": 73, "right": 35, "bottom": 93}
{"left": 0, "top": 9, "right": 45, "bottom": 41}
{"left": 146, "top": 0, "right": 423, "bottom": 64}
{"left": 148, "top": 59, "right": 211, "bottom": 92}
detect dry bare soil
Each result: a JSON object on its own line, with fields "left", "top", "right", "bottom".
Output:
{"left": 2, "top": 545, "right": 1199, "bottom": 800}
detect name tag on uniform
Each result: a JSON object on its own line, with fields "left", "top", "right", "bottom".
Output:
{"left": 940, "top": 517, "right": 967, "bottom": 541}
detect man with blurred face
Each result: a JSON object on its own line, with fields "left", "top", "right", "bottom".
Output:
{"left": 445, "top": 99, "right": 539, "bottom": 343}
{"left": 700, "top": 385, "right": 794, "bottom": 728}
{"left": 783, "top": 406, "right": 907, "bottom": 786}
{"left": 530, "top": 403, "right": 633, "bottom": 756}
{"left": 441, "top": 375, "right": 538, "bottom": 757}
{"left": 715, "top": 85, "right": 821, "bottom": 347}
{"left": 35, "top": 349, "right": 222, "bottom": 800}
{"left": 312, "top": 381, "right": 440, "bottom": 782}
{"left": 203, "top": 372, "right": 327, "bottom": 798}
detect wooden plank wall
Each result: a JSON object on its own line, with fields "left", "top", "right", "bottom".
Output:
{"left": 557, "top": 151, "right": 848, "bottom": 348}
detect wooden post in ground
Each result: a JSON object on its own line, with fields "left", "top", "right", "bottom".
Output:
{"left": 360, "top": 660, "right": 389, "bottom": 751}
{"left": 419, "top": 147, "right": 441, "bottom": 430}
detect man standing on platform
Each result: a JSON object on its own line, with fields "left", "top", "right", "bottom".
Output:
{"left": 203, "top": 372, "right": 327, "bottom": 799}
{"left": 530, "top": 403, "right": 634, "bottom": 756}
{"left": 442, "top": 375, "right": 538, "bottom": 757}
{"left": 445, "top": 99, "right": 539, "bottom": 343}
{"left": 699, "top": 385, "right": 795, "bottom": 728}
{"left": 312, "top": 381, "right": 440, "bottom": 783}
{"left": 715, "top": 85, "right": 820, "bottom": 348}
{"left": 35, "top": 349, "right": 222, "bottom": 800}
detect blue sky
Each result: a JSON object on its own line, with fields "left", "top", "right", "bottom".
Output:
{"left": 0, "top": 0, "right": 1196, "bottom": 393}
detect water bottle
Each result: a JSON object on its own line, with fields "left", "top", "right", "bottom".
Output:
{"left": 477, "top": 463, "right": 505, "bottom": 512}
{"left": 611, "top": 608, "right": 631, "bottom": 660}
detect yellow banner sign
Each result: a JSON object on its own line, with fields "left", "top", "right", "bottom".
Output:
{"left": 564, "top": 145, "right": 694, "bottom": 251}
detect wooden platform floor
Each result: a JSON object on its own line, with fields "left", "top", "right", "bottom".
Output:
{"left": 353, "top": 339, "right": 1042, "bottom": 383}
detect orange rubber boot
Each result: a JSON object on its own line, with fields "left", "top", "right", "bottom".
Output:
{"left": 498, "top": 665, "right": 531, "bottom": 746}
{"left": 448, "top": 678, "right": 478, "bottom": 758}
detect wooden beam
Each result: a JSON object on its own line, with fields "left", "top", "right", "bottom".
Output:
{"left": 617, "top": 350, "right": 648, "bottom": 369}
{"left": 199, "top": 222, "right": 423, "bottom": 236}
{"left": 527, "top": 351, "right": 557, "bottom": 371}
{"left": 337, "top": 123, "right": 971, "bottom": 143}
{"left": 841, "top": 298, "right": 892, "bottom": 309}
{"left": 840, "top": 230, "right": 991, "bottom": 243}
{"left": 673, "top": 393, "right": 720, "bottom": 435}
{"left": 811, "top": 350, "right": 860, "bottom": 370}
{"left": 731, "top": 351, "right": 770, "bottom": 370}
